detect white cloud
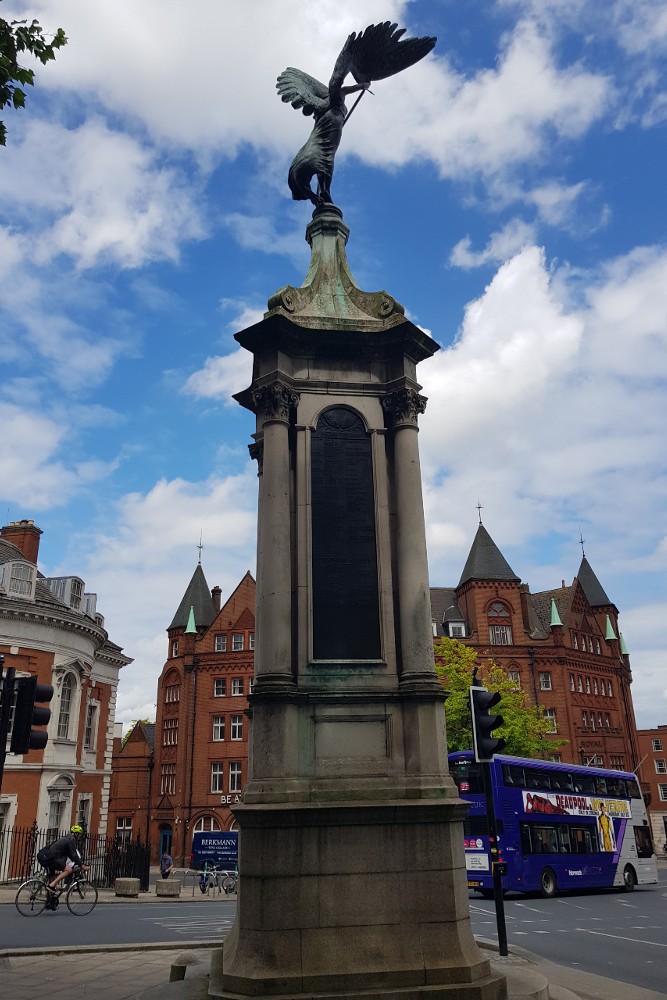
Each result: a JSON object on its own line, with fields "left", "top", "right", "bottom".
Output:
{"left": 184, "top": 348, "right": 254, "bottom": 402}
{"left": 0, "top": 118, "right": 205, "bottom": 269}
{"left": 13, "top": 3, "right": 611, "bottom": 191}
{"left": 71, "top": 471, "right": 259, "bottom": 728}
{"left": 450, "top": 218, "right": 536, "bottom": 268}
{"left": 422, "top": 241, "right": 667, "bottom": 566}
{"left": 0, "top": 404, "right": 113, "bottom": 508}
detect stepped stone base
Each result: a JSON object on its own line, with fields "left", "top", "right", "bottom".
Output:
{"left": 208, "top": 799, "right": 506, "bottom": 1000}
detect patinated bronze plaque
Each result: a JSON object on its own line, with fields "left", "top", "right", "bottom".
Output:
{"left": 311, "top": 407, "right": 381, "bottom": 660}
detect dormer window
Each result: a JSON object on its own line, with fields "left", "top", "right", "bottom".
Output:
{"left": 488, "top": 601, "right": 512, "bottom": 645}
{"left": 0, "top": 561, "right": 37, "bottom": 601}
{"left": 449, "top": 623, "right": 466, "bottom": 638}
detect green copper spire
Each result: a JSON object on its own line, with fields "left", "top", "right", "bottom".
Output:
{"left": 605, "top": 614, "right": 617, "bottom": 641}
{"left": 184, "top": 605, "right": 197, "bottom": 635}
{"left": 549, "top": 598, "right": 563, "bottom": 627}
{"left": 620, "top": 632, "right": 629, "bottom": 655}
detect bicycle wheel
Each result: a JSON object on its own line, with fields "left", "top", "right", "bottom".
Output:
{"left": 15, "top": 878, "right": 49, "bottom": 916}
{"left": 222, "top": 876, "right": 237, "bottom": 894}
{"left": 66, "top": 878, "right": 98, "bottom": 915}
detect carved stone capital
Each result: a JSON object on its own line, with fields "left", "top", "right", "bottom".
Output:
{"left": 248, "top": 439, "right": 264, "bottom": 474}
{"left": 382, "top": 387, "right": 427, "bottom": 427}
{"left": 252, "top": 383, "right": 300, "bottom": 424}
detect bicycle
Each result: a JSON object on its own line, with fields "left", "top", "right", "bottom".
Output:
{"left": 15, "top": 866, "right": 98, "bottom": 917}
{"left": 221, "top": 871, "right": 237, "bottom": 895}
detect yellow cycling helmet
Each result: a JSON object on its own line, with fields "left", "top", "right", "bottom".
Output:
{"left": 71, "top": 824, "right": 83, "bottom": 834}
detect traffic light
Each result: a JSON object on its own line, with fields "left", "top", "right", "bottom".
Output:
{"left": 10, "top": 675, "right": 53, "bottom": 753}
{"left": 470, "top": 685, "right": 506, "bottom": 762}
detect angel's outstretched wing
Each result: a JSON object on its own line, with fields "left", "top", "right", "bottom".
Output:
{"left": 276, "top": 68, "right": 330, "bottom": 117}
{"left": 340, "top": 22, "right": 436, "bottom": 85}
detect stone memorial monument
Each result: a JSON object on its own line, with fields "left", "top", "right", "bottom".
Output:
{"left": 209, "top": 23, "right": 507, "bottom": 1000}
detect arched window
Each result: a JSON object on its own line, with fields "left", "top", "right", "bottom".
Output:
{"left": 487, "top": 601, "right": 512, "bottom": 645}
{"left": 194, "top": 815, "right": 221, "bottom": 833}
{"left": 57, "top": 673, "right": 74, "bottom": 739}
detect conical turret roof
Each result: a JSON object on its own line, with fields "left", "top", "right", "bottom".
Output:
{"left": 458, "top": 524, "right": 520, "bottom": 588}
{"left": 168, "top": 564, "right": 215, "bottom": 631}
{"left": 576, "top": 556, "right": 612, "bottom": 608}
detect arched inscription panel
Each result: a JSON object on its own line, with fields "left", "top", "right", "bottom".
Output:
{"left": 311, "top": 407, "right": 381, "bottom": 661}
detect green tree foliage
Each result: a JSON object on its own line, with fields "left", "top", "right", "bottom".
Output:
{"left": 434, "top": 636, "right": 567, "bottom": 759}
{"left": 0, "top": 5, "right": 67, "bottom": 146}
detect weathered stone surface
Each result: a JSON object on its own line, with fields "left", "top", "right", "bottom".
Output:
{"left": 156, "top": 878, "right": 181, "bottom": 897}
{"left": 114, "top": 877, "right": 140, "bottom": 897}
{"left": 216, "top": 205, "right": 506, "bottom": 1000}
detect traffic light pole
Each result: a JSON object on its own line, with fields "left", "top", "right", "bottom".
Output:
{"left": 482, "top": 759, "right": 508, "bottom": 957}
{"left": 0, "top": 655, "right": 16, "bottom": 795}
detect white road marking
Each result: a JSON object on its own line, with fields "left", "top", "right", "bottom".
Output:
{"left": 576, "top": 928, "right": 667, "bottom": 948}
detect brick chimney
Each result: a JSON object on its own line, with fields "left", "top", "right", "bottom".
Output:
{"left": 1, "top": 519, "right": 42, "bottom": 564}
{"left": 211, "top": 586, "right": 222, "bottom": 614}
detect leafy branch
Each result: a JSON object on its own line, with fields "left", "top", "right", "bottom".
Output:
{"left": 0, "top": 8, "right": 67, "bottom": 146}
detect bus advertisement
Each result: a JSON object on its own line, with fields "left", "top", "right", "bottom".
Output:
{"left": 448, "top": 751, "right": 657, "bottom": 898}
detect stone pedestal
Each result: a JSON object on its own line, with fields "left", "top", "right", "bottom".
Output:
{"left": 209, "top": 206, "right": 506, "bottom": 1000}
{"left": 156, "top": 878, "right": 181, "bottom": 897}
{"left": 215, "top": 801, "right": 499, "bottom": 1000}
{"left": 114, "top": 877, "right": 140, "bottom": 897}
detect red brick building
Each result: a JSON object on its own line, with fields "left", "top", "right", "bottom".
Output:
{"left": 107, "top": 721, "right": 155, "bottom": 846}
{"left": 636, "top": 726, "right": 667, "bottom": 853}
{"left": 108, "top": 567, "right": 255, "bottom": 864}
{"left": 0, "top": 519, "right": 131, "bottom": 862}
{"left": 430, "top": 522, "right": 640, "bottom": 771}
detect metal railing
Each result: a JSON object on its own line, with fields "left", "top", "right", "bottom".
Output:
{"left": 0, "top": 823, "right": 151, "bottom": 890}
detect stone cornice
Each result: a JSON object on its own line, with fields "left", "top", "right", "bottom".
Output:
{"left": 0, "top": 600, "right": 108, "bottom": 645}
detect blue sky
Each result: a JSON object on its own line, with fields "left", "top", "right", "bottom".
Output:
{"left": 2, "top": 0, "right": 667, "bottom": 732}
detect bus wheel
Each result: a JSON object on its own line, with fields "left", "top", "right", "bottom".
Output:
{"left": 540, "top": 867, "right": 557, "bottom": 898}
{"left": 622, "top": 866, "right": 637, "bottom": 892}
{"left": 479, "top": 889, "right": 495, "bottom": 900}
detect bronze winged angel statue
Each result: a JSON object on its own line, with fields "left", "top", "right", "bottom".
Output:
{"left": 277, "top": 22, "right": 436, "bottom": 208}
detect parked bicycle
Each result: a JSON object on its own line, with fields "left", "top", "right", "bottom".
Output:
{"left": 197, "top": 864, "right": 237, "bottom": 895}
{"left": 221, "top": 870, "right": 237, "bottom": 895}
{"left": 15, "top": 865, "right": 98, "bottom": 916}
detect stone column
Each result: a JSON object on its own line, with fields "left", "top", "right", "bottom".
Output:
{"left": 251, "top": 382, "right": 298, "bottom": 693}
{"left": 384, "top": 387, "right": 440, "bottom": 691}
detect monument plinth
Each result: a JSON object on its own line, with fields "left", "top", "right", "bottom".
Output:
{"left": 208, "top": 206, "right": 506, "bottom": 1000}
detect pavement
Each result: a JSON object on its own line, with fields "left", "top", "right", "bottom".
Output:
{"left": 1, "top": 866, "right": 666, "bottom": 1000}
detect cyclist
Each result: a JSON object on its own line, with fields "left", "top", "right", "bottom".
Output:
{"left": 36, "top": 825, "right": 89, "bottom": 906}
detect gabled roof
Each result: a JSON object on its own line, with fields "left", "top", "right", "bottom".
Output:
{"left": 457, "top": 524, "right": 520, "bottom": 588}
{"left": 215, "top": 571, "right": 256, "bottom": 629}
{"left": 430, "top": 587, "right": 465, "bottom": 638}
{"left": 576, "top": 556, "right": 613, "bottom": 608}
{"left": 168, "top": 564, "right": 215, "bottom": 631}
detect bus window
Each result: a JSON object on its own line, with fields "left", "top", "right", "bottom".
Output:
{"left": 520, "top": 824, "right": 532, "bottom": 854}
{"left": 606, "top": 776, "right": 626, "bottom": 797}
{"left": 449, "top": 759, "right": 485, "bottom": 794}
{"left": 594, "top": 776, "right": 608, "bottom": 796}
{"left": 532, "top": 826, "right": 558, "bottom": 853}
{"left": 573, "top": 774, "right": 596, "bottom": 794}
{"left": 557, "top": 826, "right": 572, "bottom": 853}
{"left": 570, "top": 826, "right": 599, "bottom": 854}
{"left": 626, "top": 779, "right": 642, "bottom": 800}
{"left": 560, "top": 772, "right": 574, "bottom": 792}
{"left": 503, "top": 764, "right": 525, "bottom": 788}
{"left": 634, "top": 825, "right": 654, "bottom": 859}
